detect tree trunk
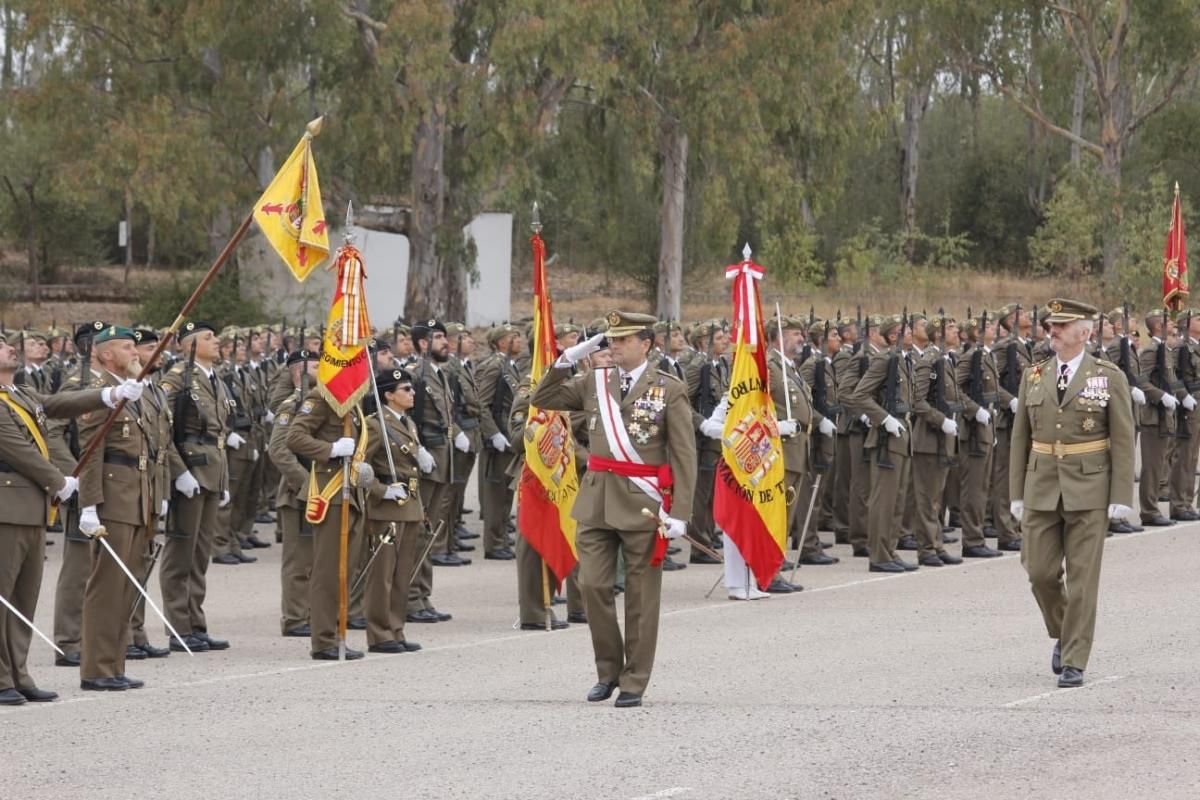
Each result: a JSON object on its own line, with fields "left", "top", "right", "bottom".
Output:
{"left": 123, "top": 185, "right": 134, "bottom": 284}
{"left": 1069, "top": 68, "right": 1086, "bottom": 166}
{"left": 406, "top": 101, "right": 448, "bottom": 322}
{"left": 147, "top": 216, "right": 156, "bottom": 269}
{"left": 1099, "top": 141, "right": 1123, "bottom": 288}
{"left": 900, "top": 85, "right": 928, "bottom": 261}
{"left": 656, "top": 121, "right": 687, "bottom": 320}
{"left": 23, "top": 183, "right": 40, "bottom": 306}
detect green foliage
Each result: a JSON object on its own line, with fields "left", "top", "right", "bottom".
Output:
{"left": 132, "top": 269, "right": 268, "bottom": 329}
{"left": 1029, "top": 167, "right": 1104, "bottom": 280}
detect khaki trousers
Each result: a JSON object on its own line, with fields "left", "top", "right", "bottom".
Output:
{"left": 576, "top": 525, "right": 663, "bottom": 696}
{"left": 479, "top": 449, "right": 516, "bottom": 553}
{"left": 309, "top": 504, "right": 363, "bottom": 652}
{"left": 160, "top": 488, "right": 219, "bottom": 637}
{"left": 1020, "top": 503, "right": 1107, "bottom": 670}
{"left": 789, "top": 468, "right": 823, "bottom": 558}
{"left": 411, "top": 479, "right": 452, "bottom": 610}
{"left": 278, "top": 505, "right": 313, "bottom": 634}
{"left": 53, "top": 525, "right": 89, "bottom": 654}
{"left": 1169, "top": 426, "right": 1199, "bottom": 515}
{"left": 867, "top": 448, "right": 910, "bottom": 565}
{"left": 910, "top": 452, "right": 950, "bottom": 560}
{"left": 81, "top": 521, "right": 143, "bottom": 680}
{"left": 128, "top": 532, "right": 158, "bottom": 647}
{"left": 515, "top": 531, "right": 555, "bottom": 625}
{"left": 847, "top": 431, "right": 871, "bottom": 549}
{"left": 1139, "top": 428, "right": 1174, "bottom": 520}
{"left": 832, "top": 434, "right": 852, "bottom": 541}
{"left": 990, "top": 427, "right": 1020, "bottom": 544}
{"left": 689, "top": 447, "right": 721, "bottom": 550}
{"left": 364, "top": 519, "right": 419, "bottom": 645}
{"left": 958, "top": 444, "right": 993, "bottom": 549}
{"left": 0, "top": 525, "right": 45, "bottom": 691}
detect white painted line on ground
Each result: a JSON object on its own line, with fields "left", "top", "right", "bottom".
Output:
{"left": 630, "top": 788, "right": 691, "bottom": 800}
{"left": 1001, "top": 674, "right": 1126, "bottom": 708}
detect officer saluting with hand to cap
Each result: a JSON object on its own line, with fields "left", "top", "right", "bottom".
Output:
{"left": 1009, "top": 299, "right": 1135, "bottom": 688}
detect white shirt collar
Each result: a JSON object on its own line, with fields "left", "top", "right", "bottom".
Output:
{"left": 385, "top": 406, "right": 407, "bottom": 423}
{"left": 1055, "top": 349, "right": 1086, "bottom": 378}
{"left": 619, "top": 360, "right": 648, "bottom": 385}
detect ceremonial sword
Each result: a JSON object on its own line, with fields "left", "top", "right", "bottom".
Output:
{"left": 0, "top": 591, "right": 63, "bottom": 656}
{"left": 89, "top": 528, "right": 193, "bottom": 654}
{"left": 127, "top": 539, "right": 165, "bottom": 623}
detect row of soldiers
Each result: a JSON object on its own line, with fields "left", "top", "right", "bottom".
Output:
{"left": 1, "top": 300, "right": 1196, "bottom": 702}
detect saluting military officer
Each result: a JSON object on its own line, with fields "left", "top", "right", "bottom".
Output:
{"left": 475, "top": 323, "right": 523, "bottom": 560}
{"left": 529, "top": 311, "right": 696, "bottom": 708}
{"left": 1009, "top": 298, "right": 1135, "bottom": 688}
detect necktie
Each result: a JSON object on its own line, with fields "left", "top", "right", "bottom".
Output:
{"left": 673, "top": 361, "right": 684, "bottom": 381}
{"left": 620, "top": 372, "right": 632, "bottom": 399}
{"left": 1057, "top": 363, "right": 1070, "bottom": 403}
{"left": 210, "top": 372, "right": 219, "bottom": 400}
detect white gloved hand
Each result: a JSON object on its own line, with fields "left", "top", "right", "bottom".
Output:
{"left": 174, "top": 471, "right": 200, "bottom": 498}
{"left": 355, "top": 462, "right": 374, "bottom": 486}
{"left": 490, "top": 432, "right": 510, "bottom": 452}
{"left": 219, "top": 490, "right": 231, "bottom": 508}
{"left": 975, "top": 407, "right": 991, "bottom": 424}
{"left": 1009, "top": 397, "right": 1019, "bottom": 413}
{"left": 251, "top": 448, "right": 259, "bottom": 462}
{"left": 159, "top": 499, "right": 169, "bottom": 518}
{"left": 658, "top": 506, "right": 687, "bottom": 540}
{"left": 55, "top": 476, "right": 79, "bottom": 503}
{"left": 1107, "top": 503, "right": 1133, "bottom": 520}
{"left": 818, "top": 417, "right": 835, "bottom": 437}
{"left": 264, "top": 410, "right": 275, "bottom": 424}
{"left": 860, "top": 414, "right": 872, "bottom": 428}
{"left": 329, "top": 437, "right": 356, "bottom": 458}
{"left": 1010, "top": 500, "right": 1024, "bottom": 521}
{"left": 416, "top": 447, "right": 435, "bottom": 474}
{"left": 102, "top": 379, "right": 145, "bottom": 408}
{"left": 79, "top": 506, "right": 102, "bottom": 537}
{"left": 1185, "top": 395, "right": 1197, "bottom": 411}
{"left": 700, "top": 418, "right": 724, "bottom": 439}
{"left": 1161, "top": 394, "right": 1179, "bottom": 411}
{"left": 562, "top": 333, "right": 606, "bottom": 365}
{"left": 454, "top": 431, "right": 470, "bottom": 452}
{"left": 941, "top": 417, "right": 959, "bottom": 437}
{"left": 1131, "top": 387, "right": 1147, "bottom": 405}
{"left": 777, "top": 419, "right": 798, "bottom": 438}
{"left": 882, "top": 415, "right": 904, "bottom": 437}
{"left": 384, "top": 483, "right": 409, "bottom": 501}
{"left": 226, "top": 432, "right": 245, "bottom": 450}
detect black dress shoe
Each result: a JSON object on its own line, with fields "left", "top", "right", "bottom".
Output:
{"left": 81, "top": 677, "right": 127, "bottom": 691}
{"left": 212, "top": 553, "right": 240, "bottom": 565}
{"left": 942, "top": 533, "right": 959, "bottom": 543}
{"left": 118, "top": 675, "right": 145, "bottom": 689}
{"left": 941, "top": 525, "right": 957, "bottom": 534}
{"left": 947, "top": 515, "right": 962, "bottom": 529}
{"left": 193, "top": 632, "right": 229, "bottom": 650}
{"left": 454, "top": 541, "right": 476, "bottom": 552}
{"left": 779, "top": 559, "right": 796, "bottom": 571}
{"left": 1171, "top": 510, "right": 1200, "bottom": 521}
{"left": 552, "top": 594, "right": 567, "bottom": 606}
{"left": 430, "top": 608, "right": 453, "bottom": 622}
{"left": 587, "top": 681, "right": 618, "bottom": 702}
{"left": 765, "top": 577, "right": 793, "bottom": 594}
{"left": 820, "top": 541, "right": 833, "bottom": 549}
{"left": 567, "top": 611, "right": 588, "bottom": 624}
{"left": 169, "top": 634, "right": 209, "bottom": 653}
{"left": 345, "top": 617, "right": 367, "bottom": 630}
{"left": 614, "top": 691, "right": 642, "bottom": 708}
{"left": 311, "top": 647, "right": 364, "bottom": 661}
{"left": 1058, "top": 666, "right": 1084, "bottom": 687}
{"left": 896, "top": 536, "right": 919, "bottom": 550}
{"left": 998, "top": 540, "right": 1022, "bottom": 551}
{"left": 962, "top": 545, "right": 1002, "bottom": 558}
{"left": 689, "top": 551, "right": 721, "bottom": 565}
{"left": 431, "top": 553, "right": 470, "bottom": 567}
{"left": 1108, "top": 521, "right": 1130, "bottom": 533}
{"left": 666, "top": 545, "right": 680, "bottom": 555}
{"left": 399, "top": 640, "right": 422, "bottom": 652}
{"left": 520, "top": 620, "right": 569, "bottom": 630}
{"left": 613, "top": 583, "right": 625, "bottom": 595}
{"left": 484, "top": 548, "right": 516, "bottom": 560}
{"left": 868, "top": 561, "right": 905, "bottom": 573}
{"left": 919, "top": 554, "right": 945, "bottom": 567}
{"left": 283, "top": 624, "right": 312, "bottom": 637}
{"left": 17, "top": 686, "right": 57, "bottom": 702}
{"left": 454, "top": 523, "right": 473, "bottom": 539}
{"left": 368, "top": 640, "right": 407, "bottom": 654}
{"left": 459, "top": 530, "right": 481, "bottom": 540}
{"left": 131, "top": 642, "right": 170, "bottom": 659}
{"left": 254, "top": 513, "right": 276, "bottom": 524}
{"left": 936, "top": 551, "right": 963, "bottom": 565}
{"left": 1125, "top": 521, "right": 1144, "bottom": 532}
{"left": 55, "top": 652, "right": 81, "bottom": 667}
{"left": 853, "top": 546, "right": 871, "bottom": 558}
{"left": 800, "top": 553, "right": 839, "bottom": 565}
{"left": 1142, "top": 515, "right": 1174, "bottom": 526}
{"left": 661, "top": 557, "right": 687, "bottom": 571}
{"left": 406, "top": 609, "right": 441, "bottom": 623}
{"left": 982, "top": 525, "right": 997, "bottom": 537}
{"left": 0, "top": 688, "right": 26, "bottom": 705}
{"left": 125, "top": 644, "right": 148, "bottom": 660}
{"left": 246, "top": 534, "right": 273, "bottom": 548}
{"left": 893, "top": 558, "right": 918, "bottom": 571}
{"left": 1052, "top": 641, "right": 1063, "bottom": 675}
{"left": 234, "top": 551, "right": 258, "bottom": 563}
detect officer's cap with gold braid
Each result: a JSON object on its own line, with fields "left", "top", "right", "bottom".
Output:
{"left": 604, "top": 311, "right": 658, "bottom": 338}
{"left": 1044, "top": 298, "right": 1098, "bottom": 324}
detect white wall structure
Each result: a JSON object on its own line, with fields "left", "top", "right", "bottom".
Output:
{"left": 239, "top": 211, "right": 513, "bottom": 327}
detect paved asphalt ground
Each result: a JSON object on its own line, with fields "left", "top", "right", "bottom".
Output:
{"left": 3, "top": 499, "right": 1199, "bottom": 800}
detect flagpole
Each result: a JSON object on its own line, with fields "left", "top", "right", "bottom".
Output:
{"left": 541, "top": 562, "right": 552, "bottom": 632}
{"left": 338, "top": 414, "right": 352, "bottom": 661}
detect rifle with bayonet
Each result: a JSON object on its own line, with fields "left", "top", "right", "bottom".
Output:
{"left": 695, "top": 322, "right": 719, "bottom": 417}
{"left": 809, "top": 318, "right": 834, "bottom": 470}
{"left": 1176, "top": 309, "right": 1194, "bottom": 440}
{"left": 876, "top": 310, "right": 907, "bottom": 470}
{"left": 966, "top": 308, "right": 990, "bottom": 458}
{"left": 1152, "top": 308, "right": 1173, "bottom": 438}
{"left": 799, "top": 306, "right": 814, "bottom": 365}
{"left": 930, "top": 308, "right": 959, "bottom": 467}
{"left": 1001, "top": 304, "right": 1022, "bottom": 421}
{"left": 1118, "top": 304, "right": 1140, "bottom": 389}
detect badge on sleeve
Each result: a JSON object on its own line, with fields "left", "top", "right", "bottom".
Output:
{"left": 300, "top": 400, "right": 315, "bottom": 415}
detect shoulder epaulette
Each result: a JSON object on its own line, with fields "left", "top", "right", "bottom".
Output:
{"left": 655, "top": 369, "right": 683, "bottom": 385}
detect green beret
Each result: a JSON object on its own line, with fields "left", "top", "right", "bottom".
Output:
{"left": 94, "top": 325, "right": 136, "bottom": 344}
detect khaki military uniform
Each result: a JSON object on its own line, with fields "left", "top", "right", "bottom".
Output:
{"left": 909, "top": 345, "right": 962, "bottom": 560}
{"left": 829, "top": 345, "right": 854, "bottom": 543}
{"left": 955, "top": 343, "right": 1001, "bottom": 550}
{"left": 476, "top": 350, "right": 521, "bottom": 555}
{"left": 214, "top": 360, "right": 257, "bottom": 559}
{"left": 409, "top": 357, "right": 460, "bottom": 612}
{"left": 269, "top": 393, "right": 313, "bottom": 634}
{"left": 992, "top": 335, "right": 1031, "bottom": 546}
{"left": 446, "top": 353, "right": 482, "bottom": 548}
{"left": 686, "top": 352, "right": 729, "bottom": 553}
{"left": 1137, "top": 339, "right": 1183, "bottom": 521}
{"left": 800, "top": 350, "right": 839, "bottom": 534}
{"left": 1169, "top": 335, "right": 1200, "bottom": 516}
{"left": 840, "top": 343, "right": 879, "bottom": 552}
{"left": 767, "top": 351, "right": 819, "bottom": 558}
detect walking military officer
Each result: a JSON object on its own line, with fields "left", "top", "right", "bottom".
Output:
{"left": 1009, "top": 299, "right": 1135, "bottom": 688}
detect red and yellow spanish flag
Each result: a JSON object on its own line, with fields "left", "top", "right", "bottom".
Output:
{"left": 714, "top": 249, "right": 788, "bottom": 590}
{"left": 316, "top": 244, "right": 372, "bottom": 417}
{"left": 1164, "top": 181, "right": 1189, "bottom": 314}
{"left": 517, "top": 225, "right": 579, "bottom": 586}
{"left": 253, "top": 117, "right": 329, "bottom": 282}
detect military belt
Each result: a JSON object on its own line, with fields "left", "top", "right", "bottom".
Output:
{"left": 182, "top": 433, "right": 226, "bottom": 450}
{"left": 825, "top": 404, "right": 844, "bottom": 415}
{"left": 376, "top": 473, "right": 420, "bottom": 494}
{"left": 0, "top": 461, "right": 14, "bottom": 473}
{"left": 1187, "top": 381, "right": 1200, "bottom": 392}
{"left": 945, "top": 402, "right": 965, "bottom": 413}
{"left": 1171, "top": 380, "right": 1186, "bottom": 391}
{"left": 457, "top": 417, "right": 480, "bottom": 430}
{"left": 980, "top": 392, "right": 999, "bottom": 403}
{"left": 104, "top": 453, "right": 149, "bottom": 472}
{"left": 891, "top": 402, "right": 912, "bottom": 415}
{"left": 1030, "top": 438, "right": 1110, "bottom": 459}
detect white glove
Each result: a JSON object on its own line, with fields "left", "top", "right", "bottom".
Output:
{"left": 818, "top": 417, "right": 835, "bottom": 437}
{"left": 454, "top": 431, "right": 470, "bottom": 452}
{"left": 55, "top": 476, "right": 79, "bottom": 503}
{"left": 79, "top": 506, "right": 102, "bottom": 537}
{"left": 159, "top": 499, "right": 169, "bottom": 518}
{"left": 1184, "top": 395, "right": 1197, "bottom": 411}
{"left": 329, "top": 437, "right": 356, "bottom": 458}
{"left": 1010, "top": 500, "right": 1024, "bottom": 521}
{"left": 975, "top": 407, "right": 991, "bottom": 424}
{"left": 226, "top": 432, "right": 245, "bottom": 450}
{"left": 416, "top": 446, "right": 435, "bottom": 474}
{"left": 355, "top": 462, "right": 374, "bottom": 486}
{"left": 860, "top": 414, "right": 872, "bottom": 428}
{"left": 941, "top": 418, "right": 959, "bottom": 437}
{"left": 102, "top": 379, "right": 145, "bottom": 408}
{"left": 219, "top": 490, "right": 231, "bottom": 508}
{"left": 490, "top": 432, "right": 510, "bottom": 452}
{"left": 384, "top": 483, "right": 409, "bottom": 501}
{"left": 882, "top": 415, "right": 904, "bottom": 437}
{"left": 1161, "top": 394, "right": 1179, "bottom": 411}
{"left": 264, "top": 410, "right": 275, "bottom": 424}
{"left": 700, "top": 418, "right": 724, "bottom": 439}
{"left": 776, "top": 419, "right": 798, "bottom": 438}
{"left": 1107, "top": 503, "right": 1133, "bottom": 519}
{"left": 174, "top": 470, "right": 200, "bottom": 498}
{"left": 251, "top": 448, "right": 259, "bottom": 461}
{"left": 1131, "top": 387, "right": 1147, "bottom": 405}
{"left": 1009, "top": 397, "right": 1019, "bottom": 413}
{"left": 562, "top": 333, "right": 606, "bottom": 364}
{"left": 658, "top": 506, "right": 687, "bottom": 540}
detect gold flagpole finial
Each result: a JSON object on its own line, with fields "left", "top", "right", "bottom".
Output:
{"left": 306, "top": 115, "right": 325, "bottom": 139}
{"left": 1175, "top": 180, "right": 1181, "bottom": 196}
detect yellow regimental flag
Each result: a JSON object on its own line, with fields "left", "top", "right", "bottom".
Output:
{"left": 253, "top": 122, "right": 329, "bottom": 281}
{"left": 316, "top": 245, "right": 372, "bottom": 417}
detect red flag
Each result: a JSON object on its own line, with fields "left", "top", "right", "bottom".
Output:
{"left": 1164, "top": 182, "right": 1189, "bottom": 314}
{"left": 316, "top": 244, "right": 372, "bottom": 417}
